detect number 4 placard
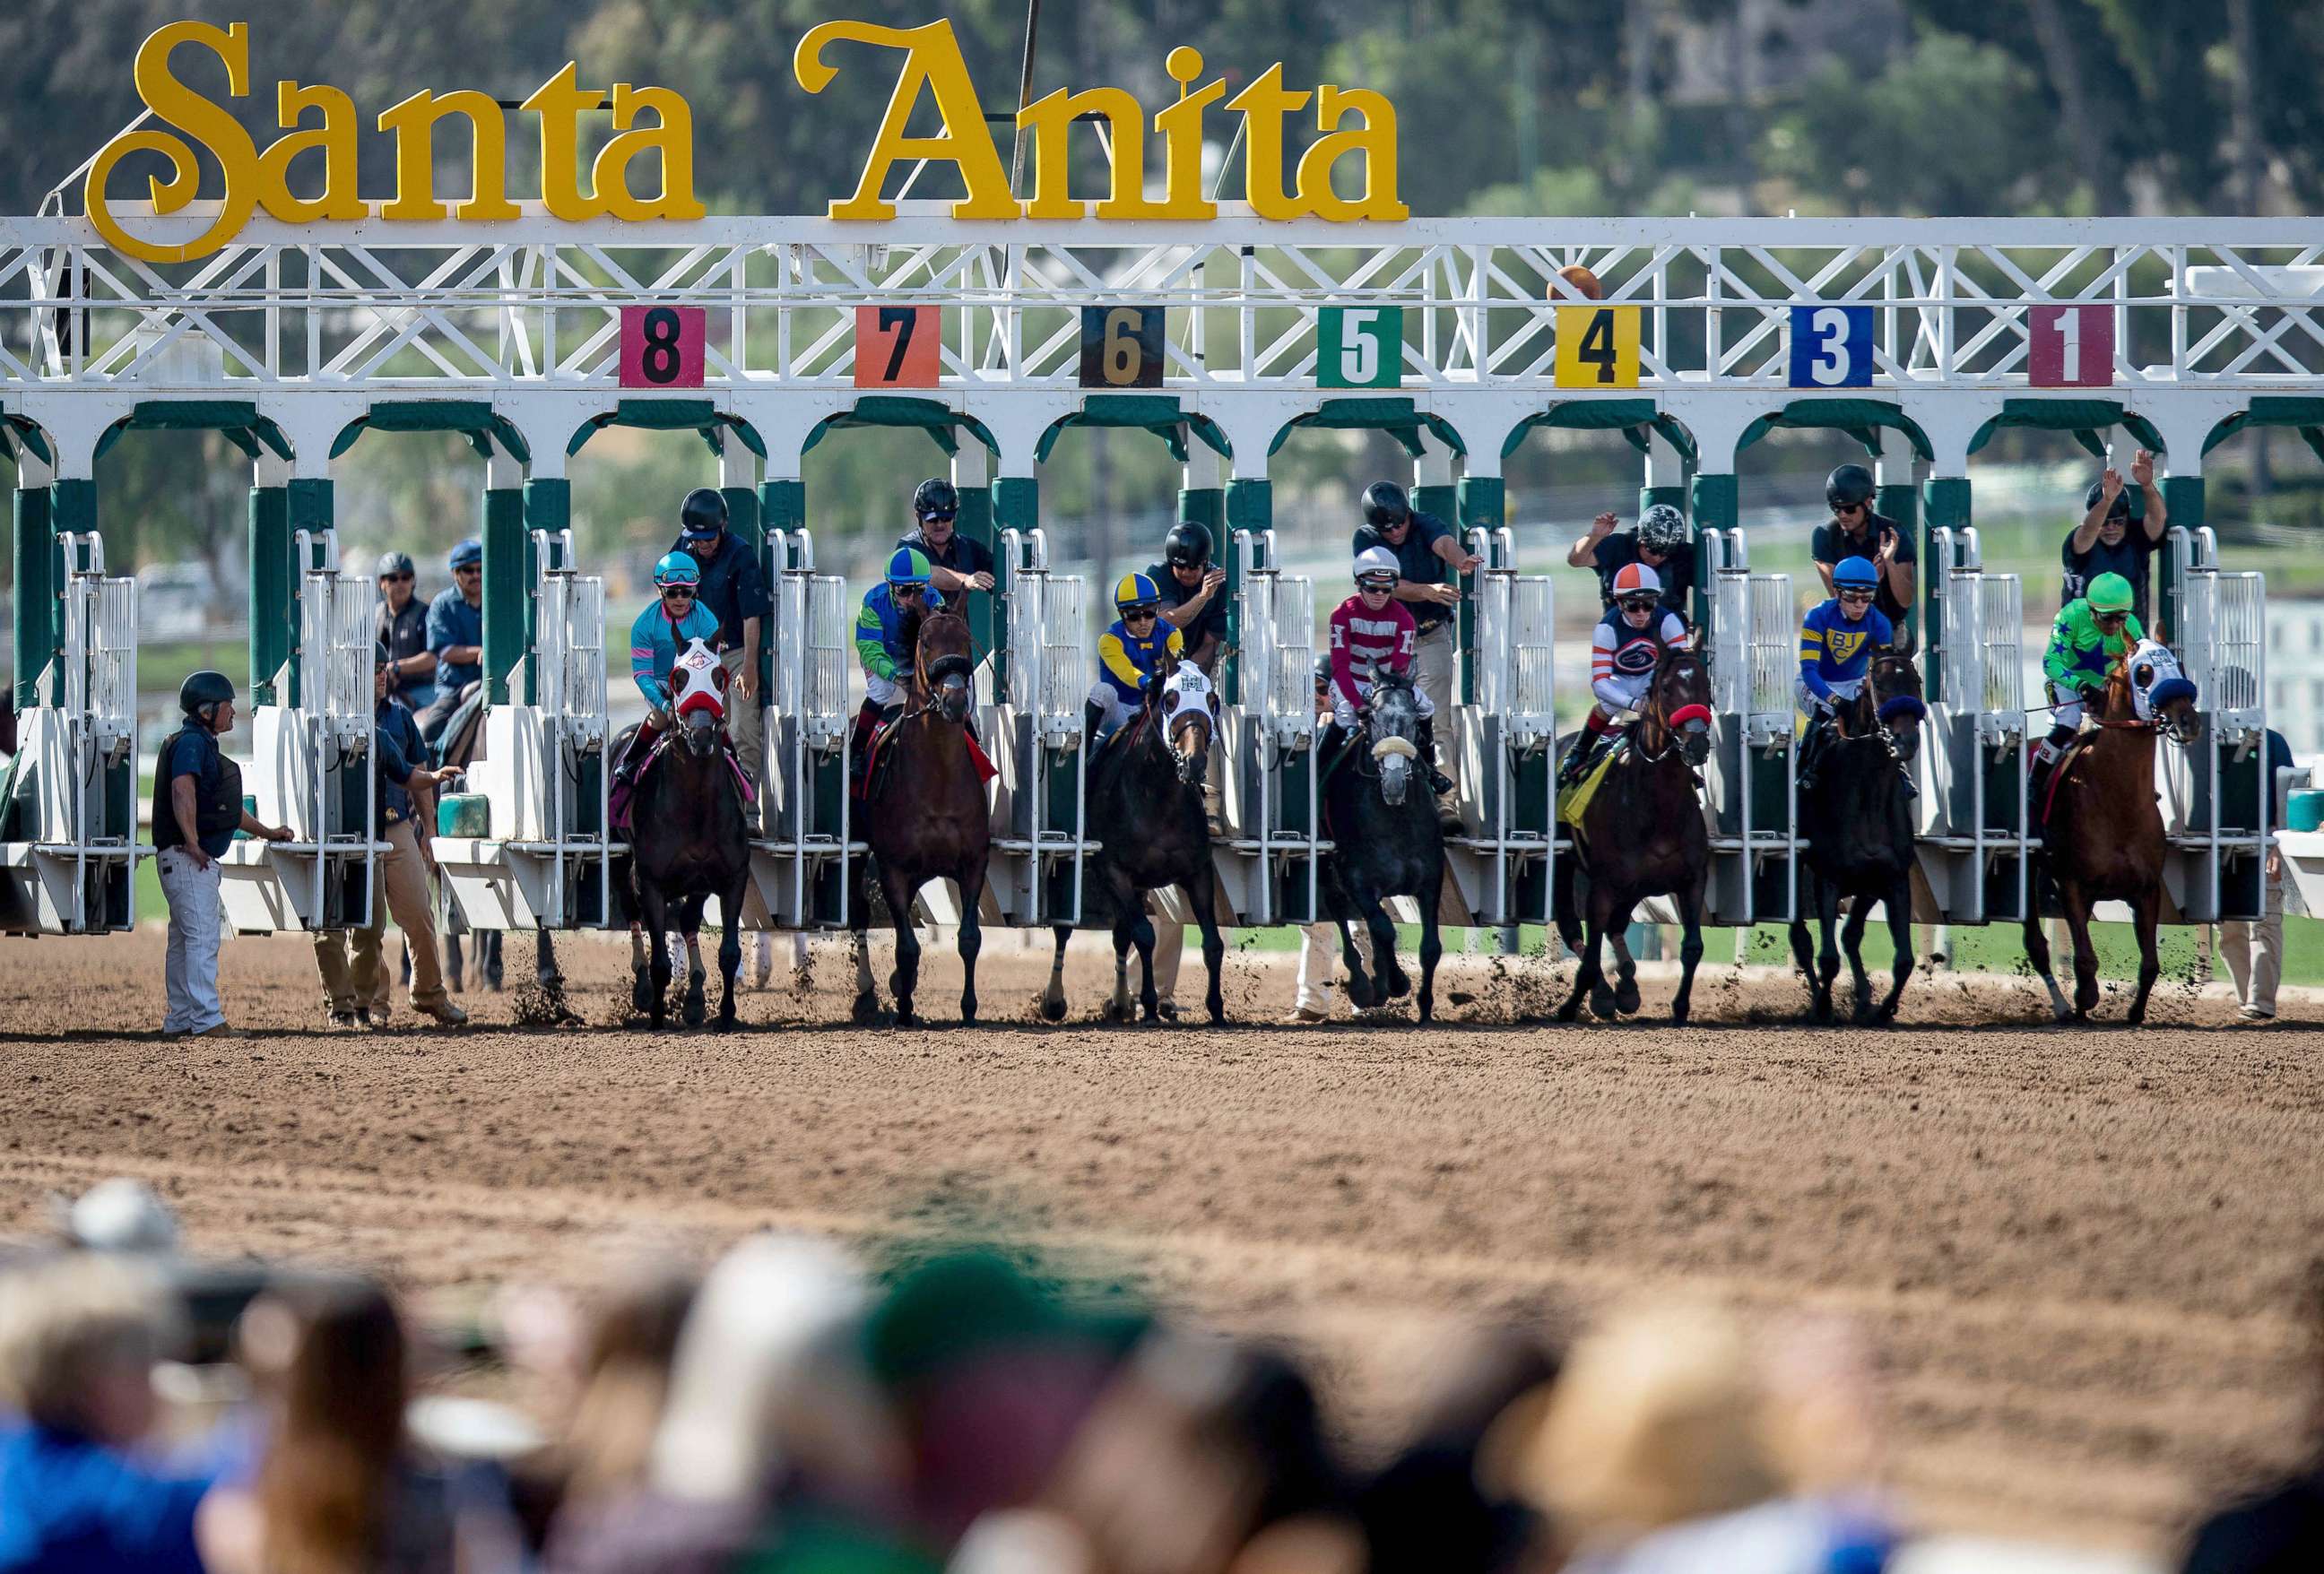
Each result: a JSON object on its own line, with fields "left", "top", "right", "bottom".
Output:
{"left": 2029, "top": 305, "right": 2114, "bottom": 387}
{"left": 1553, "top": 305, "right": 1642, "bottom": 388}
{"left": 1318, "top": 306, "right": 1403, "bottom": 389}
{"left": 854, "top": 305, "right": 941, "bottom": 388}
{"left": 620, "top": 305, "right": 706, "bottom": 388}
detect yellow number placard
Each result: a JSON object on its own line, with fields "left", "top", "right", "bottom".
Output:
{"left": 1553, "top": 305, "right": 1642, "bottom": 388}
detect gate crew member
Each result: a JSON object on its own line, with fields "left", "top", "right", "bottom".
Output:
{"left": 1147, "top": 521, "right": 1227, "bottom": 676}
{"left": 1324, "top": 548, "right": 1454, "bottom": 797}
{"left": 613, "top": 552, "right": 724, "bottom": 792}
{"left": 1557, "top": 564, "right": 1695, "bottom": 787}
{"left": 1815, "top": 465, "right": 1916, "bottom": 652}
{"left": 851, "top": 548, "right": 946, "bottom": 774}
{"left": 375, "top": 551, "right": 437, "bottom": 711}
{"left": 899, "top": 478, "right": 996, "bottom": 602}
{"left": 2062, "top": 451, "right": 2167, "bottom": 634}
{"left": 1083, "top": 573, "right": 1186, "bottom": 749}
{"left": 153, "top": 672, "right": 293, "bottom": 1040}
{"left": 1794, "top": 556, "right": 1895, "bottom": 793}
{"left": 418, "top": 536, "right": 485, "bottom": 740}
{"left": 1567, "top": 503, "right": 1694, "bottom": 613}
{"left": 672, "top": 487, "right": 770, "bottom": 798}
{"left": 313, "top": 644, "right": 470, "bottom": 1029}
{"left": 1351, "top": 481, "right": 1480, "bottom": 826}
{"left": 2030, "top": 570, "right": 2144, "bottom": 808}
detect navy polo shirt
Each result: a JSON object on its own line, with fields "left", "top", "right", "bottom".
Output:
{"left": 1351, "top": 509, "right": 1456, "bottom": 632}
{"left": 155, "top": 723, "right": 233, "bottom": 859}
{"left": 425, "top": 587, "right": 483, "bottom": 690}
{"left": 674, "top": 531, "right": 773, "bottom": 650}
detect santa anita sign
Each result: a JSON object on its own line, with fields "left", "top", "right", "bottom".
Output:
{"left": 85, "top": 18, "right": 1406, "bottom": 264}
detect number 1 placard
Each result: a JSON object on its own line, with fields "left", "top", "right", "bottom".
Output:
{"left": 1552, "top": 305, "right": 1641, "bottom": 388}
{"left": 620, "top": 305, "right": 706, "bottom": 388}
{"left": 854, "top": 305, "right": 941, "bottom": 388}
{"left": 2029, "top": 304, "right": 2114, "bottom": 387}
{"left": 1079, "top": 306, "right": 1166, "bottom": 388}
{"left": 1318, "top": 306, "right": 1403, "bottom": 389}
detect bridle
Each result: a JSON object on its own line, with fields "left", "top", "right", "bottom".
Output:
{"left": 908, "top": 609, "right": 976, "bottom": 725}
{"left": 1635, "top": 644, "right": 1712, "bottom": 766}
{"left": 1352, "top": 666, "right": 1418, "bottom": 781}
{"left": 1851, "top": 649, "right": 1926, "bottom": 764}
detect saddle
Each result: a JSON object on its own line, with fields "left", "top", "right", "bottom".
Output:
{"left": 2029, "top": 732, "right": 2096, "bottom": 837}
{"left": 854, "top": 712, "right": 996, "bottom": 803}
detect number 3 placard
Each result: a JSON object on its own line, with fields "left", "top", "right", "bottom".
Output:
{"left": 855, "top": 305, "right": 941, "bottom": 388}
{"left": 1079, "top": 305, "right": 1166, "bottom": 388}
{"left": 1553, "top": 305, "right": 1642, "bottom": 388}
{"left": 1318, "top": 305, "right": 1403, "bottom": 389}
{"left": 620, "top": 305, "right": 706, "bottom": 388}
{"left": 1788, "top": 305, "right": 1874, "bottom": 388}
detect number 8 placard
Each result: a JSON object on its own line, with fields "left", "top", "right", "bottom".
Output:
{"left": 620, "top": 305, "right": 706, "bottom": 389}
{"left": 1079, "top": 306, "right": 1166, "bottom": 388}
{"left": 1552, "top": 305, "right": 1641, "bottom": 388}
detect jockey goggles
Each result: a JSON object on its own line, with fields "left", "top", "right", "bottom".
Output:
{"left": 1617, "top": 591, "right": 1660, "bottom": 610}
{"left": 1357, "top": 572, "right": 1398, "bottom": 592}
{"left": 1123, "top": 602, "right": 1159, "bottom": 619}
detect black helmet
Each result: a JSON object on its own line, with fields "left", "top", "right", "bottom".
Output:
{"left": 1825, "top": 463, "right": 1876, "bottom": 511}
{"left": 679, "top": 487, "right": 728, "bottom": 540}
{"left": 374, "top": 642, "right": 394, "bottom": 670}
{"left": 2084, "top": 479, "right": 2134, "bottom": 522}
{"left": 1164, "top": 520, "right": 1213, "bottom": 568}
{"left": 1313, "top": 652, "right": 1334, "bottom": 685}
{"left": 1360, "top": 480, "right": 1411, "bottom": 530}
{"left": 179, "top": 670, "right": 236, "bottom": 719}
{"left": 375, "top": 550, "right": 414, "bottom": 579}
{"left": 913, "top": 478, "right": 959, "bottom": 520}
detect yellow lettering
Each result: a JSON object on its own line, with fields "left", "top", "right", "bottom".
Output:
{"left": 794, "top": 20, "right": 1017, "bottom": 221}
{"left": 1151, "top": 48, "right": 1226, "bottom": 221}
{"left": 594, "top": 83, "right": 707, "bottom": 221}
{"left": 522, "top": 63, "right": 606, "bottom": 221}
{"left": 376, "top": 89, "right": 520, "bottom": 221}
{"left": 1017, "top": 87, "right": 1162, "bottom": 220}
{"left": 257, "top": 82, "right": 364, "bottom": 222}
{"left": 1222, "top": 64, "right": 1310, "bottom": 221}
{"left": 86, "top": 22, "right": 258, "bottom": 264}
{"left": 1294, "top": 86, "right": 1407, "bottom": 221}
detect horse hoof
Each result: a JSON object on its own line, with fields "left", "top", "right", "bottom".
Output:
{"left": 1100, "top": 998, "right": 1130, "bottom": 1024}
{"left": 683, "top": 996, "right": 706, "bottom": 1029}
{"left": 1589, "top": 989, "right": 1618, "bottom": 1021}
{"left": 631, "top": 977, "right": 653, "bottom": 1015}
{"left": 1670, "top": 1006, "right": 1690, "bottom": 1026}
{"left": 1614, "top": 981, "right": 1642, "bottom": 1016}
{"left": 1345, "top": 977, "right": 1376, "bottom": 1010}
{"left": 1555, "top": 1000, "right": 1582, "bottom": 1024}
{"left": 1038, "top": 995, "right": 1067, "bottom": 1024}
{"left": 852, "top": 991, "right": 880, "bottom": 1025}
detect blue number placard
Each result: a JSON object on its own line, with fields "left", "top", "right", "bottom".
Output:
{"left": 1788, "top": 305, "right": 1874, "bottom": 388}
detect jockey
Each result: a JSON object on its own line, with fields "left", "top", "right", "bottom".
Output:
{"left": 851, "top": 546, "right": 947, "bottom": 765}
{"left": 1324, "top": 547, "right": 1452, "bottom": 796}
{"left": 1084, "top": 571, "right": 1185, "bottom": 748}
{"left": 1794, "top": 555, "right": 1895, "bottom": 792}
{"left": 1557, "top": 562, "right": 1694, "bottom": 787}
{"left": 2032, "top": 569, "right": 2145, "bottom": 804}
{"left": 615, "top": 550, "right": 723, "bottom": 789}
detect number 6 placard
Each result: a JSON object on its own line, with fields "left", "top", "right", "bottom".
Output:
{"left": 1079, "top": 305, "right": 1166, "bottom": 388}
{"left": 620, "top": 305, "right": 706, "bottom": 388}
{"left": 1553, "top": 305, "right": 1642, "bottom": 388}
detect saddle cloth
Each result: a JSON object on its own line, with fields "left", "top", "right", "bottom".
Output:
{"left": 1556, "top": 738, "right": 1626, "bottom": 833}
{"left": 854, "top": 714, "right": 998, "bottom": 802}
{"left": 610, "top": 729, "right": 756, "bottom": 836}
{"left": 2030, "top": 732, "right": 2096, "bottom": 835}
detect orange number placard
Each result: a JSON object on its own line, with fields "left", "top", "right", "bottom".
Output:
{"left": 854, "top": 304, "right": 941, "bottom": 388}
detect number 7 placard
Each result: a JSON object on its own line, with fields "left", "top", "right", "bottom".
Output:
{"left": 854, "top": 304, "right": 941, "bottom": 388}
{"left": 2028, "top": 305, "right": 2113, "bottom": 388}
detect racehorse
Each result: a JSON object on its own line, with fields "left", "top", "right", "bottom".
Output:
{"left": 1553, "top": 644, "right": 1713, "bottom": 1024}
{"left": 1319, "top": 663, "right": 1446, "bottom": 1022}
{"left": 1789, "top": 648, "right": 1926, "bottom": 1023}
{"left": 617, "top": 638, "right": 753, "bottom": 1029}
{"left": 849, "top": 606, "right": 990, "bottom": 1026}
{"left": 1040, "top": 660, "right": 1227, "bottom": 1025}
{"left": 2023, "top": 638, "right": 2199, "bottom": 1025}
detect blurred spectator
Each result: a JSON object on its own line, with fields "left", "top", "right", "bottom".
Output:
{"left": 376, "top": 550, "right": 439, "bottom": 713}
{"left": 420, "top": 537, "right": 486, "bottom": 739}
{"left": 2222, "top": 724, "right": 2295, "bottom": 1022}
{"left": 2180, "top": 1264, "right": 2324, "bottom": 1572}
{"left": 195, "top": 1276, "right": 522, "bottom": 1574}
{"left": 0, "top": 1252, "right": 211, "bottom": 1574}
{"left": 2063, "top": 451, "right": 2167, "bottom": 632}
{"left": 311, "top": 644, "right": 470, "bottom": 1030}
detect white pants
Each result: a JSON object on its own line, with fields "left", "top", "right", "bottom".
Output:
{"left": 1296, "top": 921, "right": 1340, "bottom": 1013}
{"left": 159, "top": 846, "right": 226, "bottom": 1034}
{"left": 1086, "top": 682, "right": 1132, "bottom": 736}
{"left": 2221, "top": 864, "right": 2286, "bottom": 1016}
{"left": 2046, "top": 682, "right": 2086, "bottom": 732}
{"left": 1152, "top": 917, "right": 1181, "bottom": 1006}
{"left": 1795, "top": 675, "right": 1863, "bottom": 715}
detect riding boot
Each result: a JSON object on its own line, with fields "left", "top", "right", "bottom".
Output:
{"left": 1084, "top": 699, "right": 1106, "bottom": 754}
{"left": 1796, "top": 715, "right": 1827, "bottom": 793}
{"left": 1557, "top": 724, "right": 1600, "bottom": 788}
{"left": 1416, "top": 718, "right": 1456, "bottom": 800}
{"left": 2027, "top": 725, "right": 2075, "bottom": 829}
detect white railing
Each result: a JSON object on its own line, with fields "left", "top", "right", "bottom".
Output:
{"left": 1039, "top": 576, "right": 1086, "bottom": 734}
{"left": 1944, "top": 568, "right": 2025, "bottom": 741}
{"left": 302, "top": 571, "right": 375, "bottom": 744}
{"left": 60, "top": 569, "right": 137, "bottom": 763}
{"left": 1507, "top": 576, "right": 1557, "bottom": 748}
{"left": 1711, "top": 572, "right": 1750, "bottom": 718}
{"left": 2208, "top": 572, "right": 2267, "bottom": 744}
{"left": 1269, "top": 574, "right": 1314, "bottom": 740}
{"left": 804, "top": 574, "right": 850, "bottom": 741}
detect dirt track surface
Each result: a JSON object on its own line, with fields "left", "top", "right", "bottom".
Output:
{"left": 4, "top": 925, "right": 2322, "bottom": 1558}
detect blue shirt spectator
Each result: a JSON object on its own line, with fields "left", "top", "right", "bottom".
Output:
{"left": 0, "top": 1422, "right": 212, "bottom": 1574}
{"left": 426, "top": 584, "right": 483, "bottom": 691}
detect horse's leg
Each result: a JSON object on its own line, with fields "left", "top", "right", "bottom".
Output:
{"left": 1185, "top": 864, "right": 1227, "bottom": 1025}
{"left": 1361, "top": 889, "right": 1409, "bottom": 1003}
{"left": 716, "top": 874, "right": 748, "bottom": 1031}
{"left": 1816, "top": 878, "right": 1843, "bottom": 1021}
{"left": 681, "top": 897, "right": 707, "bottom": 1028}
{"left": 1840, "top": 895, "right": 1875, "bottom": 1025}
{"left": 1416, "top": 868, "right": 1444, "bottom": 1025}
{"left": 849, "top": 850, "right": 880, "bottom": 1025}
{"left": 1609, "top": 908, "right": 1643, "bottom": 1016}
{"left": 1040, "top": 925, "right": 1071, "bottom": 1023}
{"left": 1872, "top": 876, "right": 1914, "bottom": 1024}
{"left": 2127, "top": 884, "right": 2162, "bottom": 1027}
{"left": 2022, "top": 895, "right": 2069, "bottom": 1023}
{"left": 1670, "top": 878, "right": 1705, "bottom": 1026}
{"left": 1787, "top": 911, "right": 1823, "bottom": 1021}
{"left": 1130, "top": 897, "right": 1160, "bottom": 1025}
{"left": 1554, "top": 873, "right": 1598, "bottom": 1023}
{"left": 881, "top": 868, "right": 923, "bottom": 1027}
{"left": 1586, "top": 889, "right": 1621, "bottom": 1021}
{"left": 955, "top": 858, "right": 984, "bottom": 1026}
{"left": 2058, "top": 880, "right": 2102, "bottom": 1021}
{"left": 1338, "top": 910, "right": 1377, "bottom": 1010}
{"left": 629, "top": 921, "right": 654, "bottom": 1016}
{"left": 638, "top": 886, "right": 672, "bottom": 1031}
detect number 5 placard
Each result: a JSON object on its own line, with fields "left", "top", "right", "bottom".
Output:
{"left": 1079, "top": 305, "right": 1166, "bottom": 388}
{"left": 1553, "top": 305, "right": 1641, "bottom": 388}
{"left": 620, "top": 305, "right": 706, "bottom": 388}
{"left": 2029, "top": 304, "right": 2114, "bottom": 387}
{"left": 854, "top": 304, "right": 941, "bottom": 388}
{"left": 1318, "top": 306, "right": 1403, "bottom": 389}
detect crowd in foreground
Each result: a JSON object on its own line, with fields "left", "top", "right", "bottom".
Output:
{"left": 1, "top": 1187, "right": 2320, "bottom": 1573}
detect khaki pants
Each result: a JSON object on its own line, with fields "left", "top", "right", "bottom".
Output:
{"left": 1296, "top": 921, "right": 1341, "bottom": 1014}
{"left": 314, "top": 820, "right": 448, "bottom": 1014}
{"left": 2221, "top": 863, "right": 2286, "bottom": 1016}
{"left": 1411, "top": 619, "right": 1457, "bottom": 724}
{"left": 720, "top": 648, "right": 766, "bottom": 784}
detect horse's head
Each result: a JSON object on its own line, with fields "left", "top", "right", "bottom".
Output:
{"left": 1360, "top": 662, "right": 1422, "bottom": 807}
{"left": 2124, "top": 638, "right": 2201, "bottom": 745}
{"left": 1863, "top": 647, "right": 1927, "bottom": 765}
{"left": 1155, "top": 660, "right": 1216, "bottom": 787}
{"left": 915, "top": 608, "right": 975, "bottom": 725}
{"left": 670, "top": 637, "right": 727, "bottom": 757}
{"left": 1647, "top": 644, "right": 1713, "bottom": 767}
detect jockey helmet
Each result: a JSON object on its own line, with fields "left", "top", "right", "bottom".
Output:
{"left": 1163, "top": 520, "right": 1213, "bottom": 568}
{"left": 178, "top": 670, "right": 236, "bottom": 718}
{"left": 1360, "top": 480, "right": 1411, "bottom": 530}
{"left": 1636, "top": 503, "right": 1688, "bottom": 554}
{"left": 1353, "top": 545, "right": 1401, "bottom": 586}
{"left": 913, "top": 478, "right": 958, "bottom": 521}
{"left": 679, "top": 487, "right": 728, "bottom": 540}
{"left": 1833, "top": 556, "right": 1879, "bottom": 592}
{"left": 886, "top": 546, "right": 933, "bottom": 588}
{"left": 1314, "top": 652, "right": 1334, "bottom": 686}
{"left": 2086, "top": 572, "right": 2135, "bottom": 613}
{"left": 447, "top": 537, "right": 483, "bottom": 570}
{"left": 1114, "top": 572, "right": 1162, "bottom": 613}
{"left": 1825, "top": 463, "right": 1876, "bottom": 511}
{"left": 654, "top": 551, "right": 702, "bottom": 589}
{"left": 375, "top": 550, "right": 414, "bottom": 579}
{"left": 1611, "top": 562, "right": 1662, "bottom": 601}
{"left": 2083, "top": 478, "right": 2135, "bottom": 522}
{"left": 374, "top": 641, "right": 394, "bottom": 669}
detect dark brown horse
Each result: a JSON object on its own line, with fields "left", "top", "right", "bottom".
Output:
{"left": 2024, "top": 639, "right": 2200, "bottom": 1025}
{"left": 1553, "top": 643, "right": 1714, "bottom": 1024}
{"left": 850, "top": 607, "right": 989, "bottom": 1025}
{"left": 1789, "top": 648, "right": 1925, "bottom": 1024}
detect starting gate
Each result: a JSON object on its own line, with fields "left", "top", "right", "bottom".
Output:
{"left": 1448, "top": 528, "right": 1557, "bottom": 929}
{"left": 1217, "top": 530, "right": 1324, "bottom": 925}
{"left": 0, "top": 532, "right": 139, "bottom": 933}
{"left": 748, "top": 528, "right": 860, "bottom": 928}
{"left": 1702, "top": 531, "right": 1797, "bottom": 924}
{"left": 433, "top": 531, "right": 614, "bottom": 930}
{"left": 1919, "top": 528, "right": 2029, "bottom": 923}
{"left": 984, "top": 529, "right": 1094, "bottom": 926}
{"left": 222, "top": 532, "right": 380, "bottom": 932}
{"left": 2163, "top": 527, "right": 2268, "bottom": 922}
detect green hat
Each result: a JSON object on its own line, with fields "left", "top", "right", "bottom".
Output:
{"left": 2086, "top": 573, "right": 2134, "bottom": 614}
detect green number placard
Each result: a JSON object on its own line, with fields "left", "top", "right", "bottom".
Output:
{"left": 1318, "top": 305, "right": 1403, "bottom": 389}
